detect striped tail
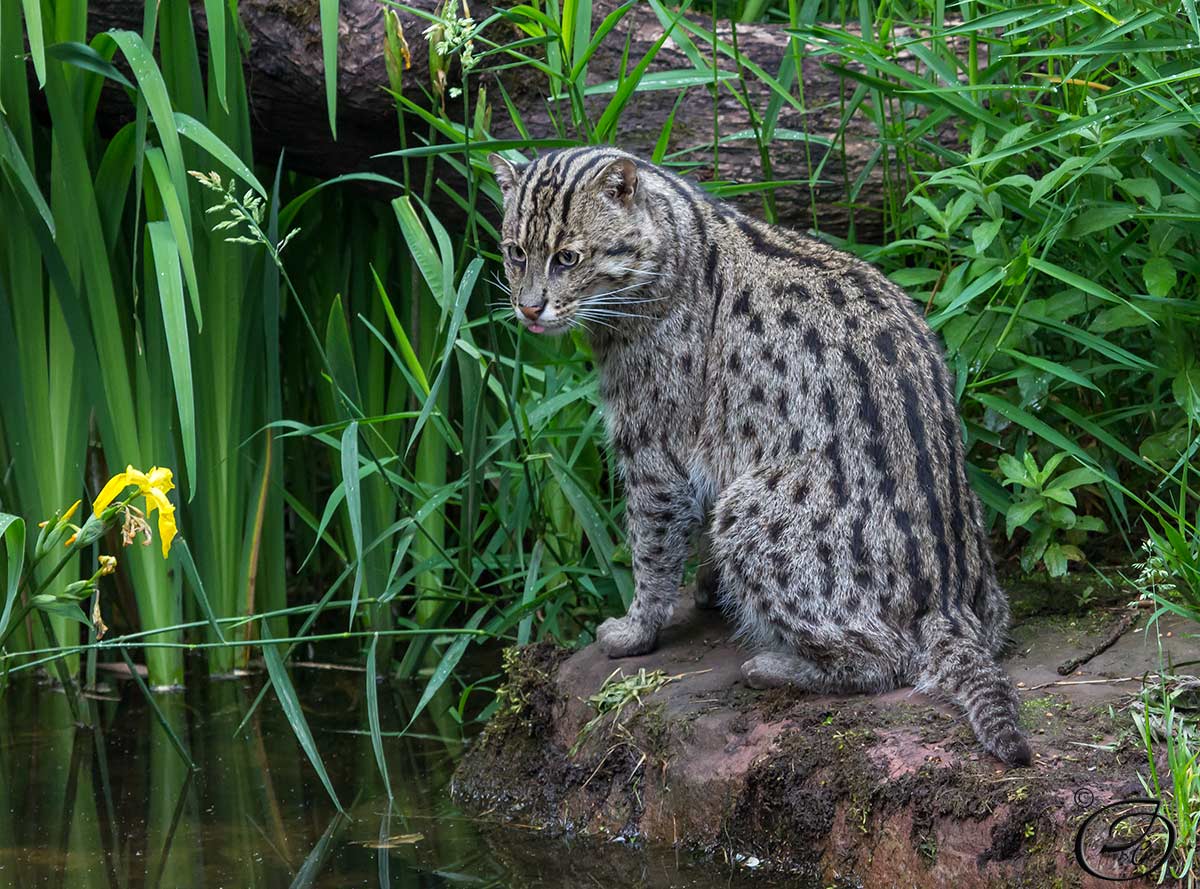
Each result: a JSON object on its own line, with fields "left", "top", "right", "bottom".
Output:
{"left": 918, "top": 630, "right": 1032, "bottom": 767}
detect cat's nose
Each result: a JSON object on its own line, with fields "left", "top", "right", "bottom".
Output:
{"left": 519, "top": 302, "right": 545, "bottom": 320}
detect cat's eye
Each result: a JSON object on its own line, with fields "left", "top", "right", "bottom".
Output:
{"left": 505, "top": 244, "right": 526, "bottom": 264}
{"left": 555, "top": 249, "right": 580, "bottom": 268}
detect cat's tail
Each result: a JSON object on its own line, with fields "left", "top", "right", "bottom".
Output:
{"left": 916, "top": 621, "right": 1032, "bottom": 767}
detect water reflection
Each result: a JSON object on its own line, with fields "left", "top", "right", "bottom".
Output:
{"left": 0, "top": 665, "right": 781, "bottom": 888}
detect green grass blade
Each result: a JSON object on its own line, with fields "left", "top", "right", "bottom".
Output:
{"left": 20, "top": 0, "right": 46, "bottom": 87}
{"left": 974, "top": 393, "right": 1111, "bottom": 479}
{"left": 391, "top": 196, "right": 444, "bottom": 299}
{"left": 45, "top": 41, "right": 134, "bottom": 89}
{"left": 999, "top": 347, "right": 1103, "bottom": 394}
{"left": 108, "top": 31, "right": 193, "bottom": 240}
{"left": 261, "top": 623, "right": 346, "bottom": 814}
{"left": 371, "top": 266, "right": 430, "bottom": 394}
{"left": 595, "top": 9, "right": 681, "bottom": 141}
{"left": 147, "top": 222, "right": 198, "bottom": 494}
{"left": 119, "top": 647, "right": 196, "bottom": 769}
{"left": 319, "top": 0, "right": 340, "bottom": 138}
{"left": 0, "top": 514, "right": 26, "bottom": 645}
{"left": 174, "top": 113, "right": 266, "bottom": 198}
{"left": 203, "top": 0, "right": 227, "bottom": 109}
{"left": 405, "top": 257, "right": 482, "bottom": 455}
{"left": 0, "top": 118, "right": 54, "bottom": 235}
{"left": 174, "top": 538, "right": 227, "bottom": 644}
{"left": 289, "top": 813, "right": 347, "bottom": 889}
{"left": 517, "top": 539, "right": 543, "bottom": 646}
{"left": 365, "top": 635, "right": 392, "bottom": 799}
{"left": 145, "top": 148, "right": 202, "bottom": 331}
{"left": 340, "top": 421, "right": 364, "bottom": 631}
{"left": 399, "top": 605, "right": 487, "bottom": 734}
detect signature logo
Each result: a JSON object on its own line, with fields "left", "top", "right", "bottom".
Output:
{"left": 1073, "top": 787, "right": 1176, "bottom": 881}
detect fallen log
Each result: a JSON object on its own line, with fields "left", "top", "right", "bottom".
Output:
{"left": 82, "top": 0, "right": 917, "bottom": 239}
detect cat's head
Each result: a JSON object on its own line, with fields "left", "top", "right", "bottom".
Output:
{"left": 489, "top": 148, "right": 659, "bottom": 335}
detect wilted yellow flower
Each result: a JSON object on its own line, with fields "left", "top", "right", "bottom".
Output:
{"left": 98, "top": 555, "right": 117, "bottom": 576}
{"left": 92, "top": 465, "right": 178, "bottom": 558}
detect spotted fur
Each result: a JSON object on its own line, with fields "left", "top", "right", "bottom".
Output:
{"left": 490, "top": 147, "right": 1031, "bottom": 767}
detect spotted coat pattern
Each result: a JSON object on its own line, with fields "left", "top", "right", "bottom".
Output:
{"left": 490, "top": 147, "right": 1031, "bottom": 767}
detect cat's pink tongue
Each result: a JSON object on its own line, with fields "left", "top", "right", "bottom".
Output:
{"left": 529, "top": 324, "right": 545, "bottom": 333}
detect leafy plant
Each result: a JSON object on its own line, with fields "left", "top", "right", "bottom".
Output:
{"left": 998, "top": 452, "right": 1106, "bottom": 576}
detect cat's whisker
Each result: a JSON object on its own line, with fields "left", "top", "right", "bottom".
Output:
{"left": 584, "top": 281, "right": 651, "bottom": 300}
{"left": 577, "top": 308, "right": 656, "bottom": 322}
{"left": 581, "top": 295, "right": 668, "bottom": 306}
{"left": 572, "top": 311, "right": 620, "bottom": 331}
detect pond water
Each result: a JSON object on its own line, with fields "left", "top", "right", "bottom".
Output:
{"left": 0, "top": 660, "right": 784, "bottom": 888}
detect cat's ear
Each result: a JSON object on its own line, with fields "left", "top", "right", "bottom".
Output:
{"left": 597, "top": 157, "right": 638, "bottom": 208}
{"left": 489, "top": 153, "right": 524, "bottom": 201}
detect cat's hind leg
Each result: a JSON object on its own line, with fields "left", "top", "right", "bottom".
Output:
{"left": 711, "top": 461, "right": 912, "bottom": 694}
{"left": 741, "top": 650, "right": 896, "bottom": 693}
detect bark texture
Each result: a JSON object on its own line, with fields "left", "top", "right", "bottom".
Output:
{"left": 85, "top": 0, "right": 919, "bottom": 239}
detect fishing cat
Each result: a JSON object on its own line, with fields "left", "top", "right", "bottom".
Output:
{"left": 489, "top": 146, "right": 1031, "bottom": 766}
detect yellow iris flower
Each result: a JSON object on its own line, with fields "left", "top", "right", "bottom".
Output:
{"left": 92, "top": 466, "right": 178, "bottom": 558}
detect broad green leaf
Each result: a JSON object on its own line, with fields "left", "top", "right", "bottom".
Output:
{"left": 1173, "top": 366, "right": 1200, "bottom": 419}
{"left": 997, "top": 453, "right": 1028, "bottom": 486}
{"left": 1053, "top": 467, "right": 1102, "bottom": 490}
{"left": 1117, "top": 177, "right": 1162, "bottom": 209}
{"left": 1067, "top": 205, "right": 1136, "bottom": 238}
{"left": 372, "top": 267, "right": 430, "bottom": 395}
{"left": 1006, "top": 498, "right": 1043, "bottom": 537}
{"left": 1028, "top": 258, "right": 1148, "bottom": 318}
{"left": 1042, "top": 543, "right": 1068, "bottom": 577}
{"left": 1042, "top": 488, "right": 1077, "bottom": 507}
{"left": 1143, "top": 257, "right": 1177, "bottom": 297}
{"left": 30, "top": 594, "right": 89, "bottom": 626}
{"left": 1089, "top": 303, "right": 1155, "bottom": 334}
{"left": 1041, "top": 451, "right": 1069, "bottom": 482}
{"left": 972, "top": 218, "right": 1003, "bottom": 253}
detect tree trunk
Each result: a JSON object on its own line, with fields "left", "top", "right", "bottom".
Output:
{"left": 85, "top": 0, "right": 915, "bottom": 240}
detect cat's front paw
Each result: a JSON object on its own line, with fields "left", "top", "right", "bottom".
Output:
{"left": 597, "top": 616, "right": 658, "bottom": 658}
